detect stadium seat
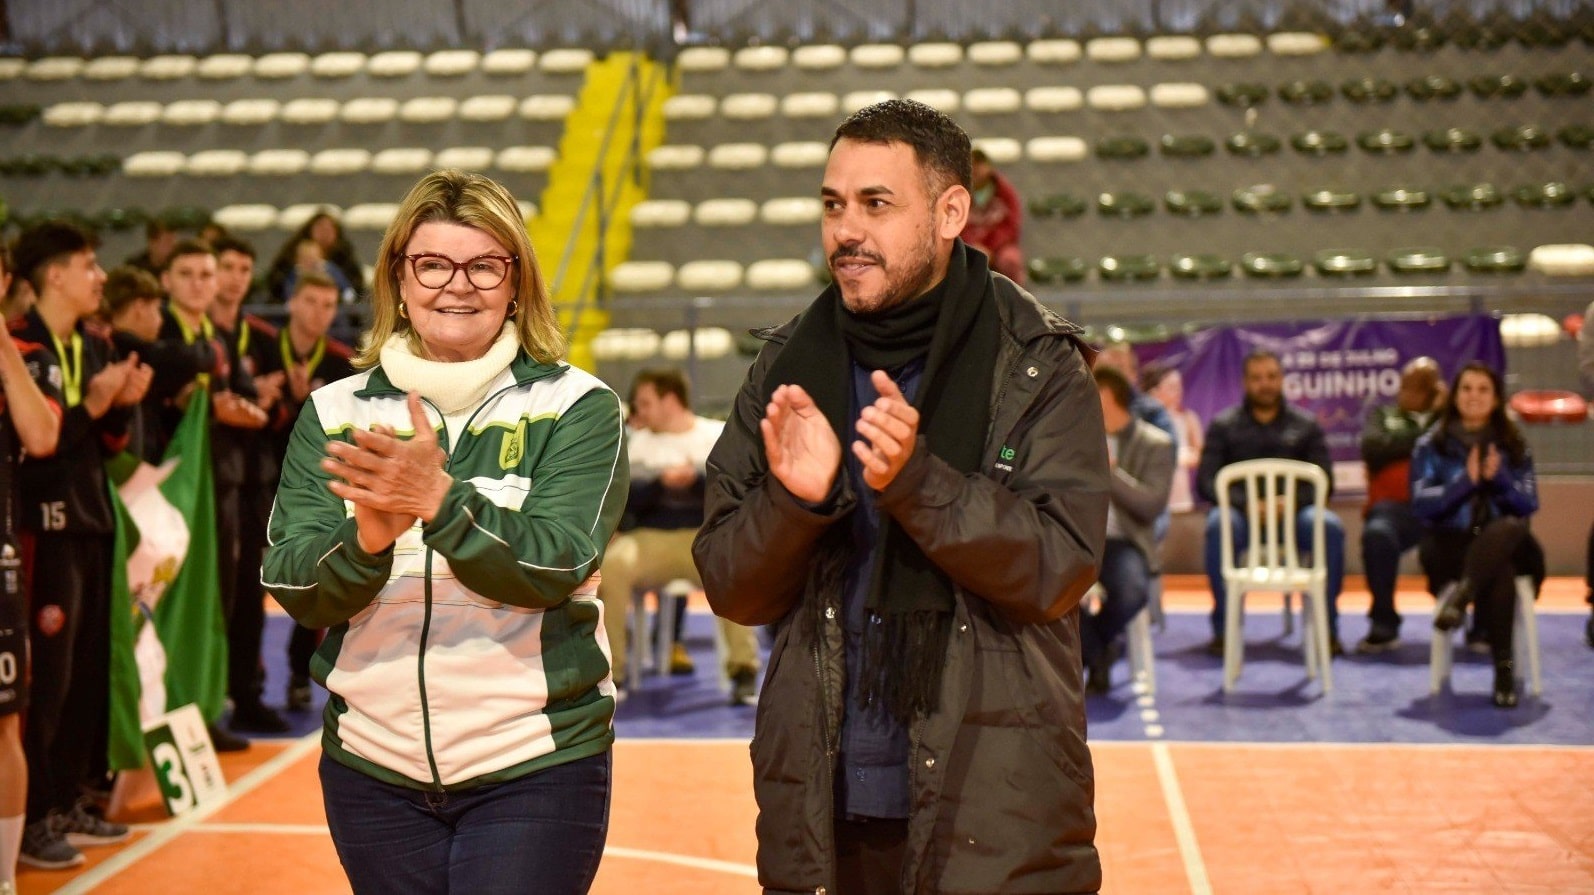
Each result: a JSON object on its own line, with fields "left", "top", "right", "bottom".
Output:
{"left": 780, "top": 92, "right": 839, "bottom": 118}
{"left": 746, "top": 259, "right": 815, "bottom": 291}
{"left": 592, "top": 328, "right": 661, "bottom": 362}
{"left": 759, "top": 197, "right": 823, "bottom": 225}
{"left": 609, "top": 261, "right": 675, "bottom": 293}
{"left": 1406, "top": 75, "right": 1462, "bottom": 101}
{"left": 971, "top": 137, "right": 1020, "bottom": 164}
{"left": 1026, "top": 137, "right": 1087, "bottom": 163}
{"left": 1558, "top": 124, "right": 1594, "bottom": 149}
{"left": 94, "top": 207, "right": 146, "bottom": 231}
{"left": 344, "top": 203, "right": 401, "bottom": 231}
{"left": 1279, "top": 79, "right": 1334, "bottom": 105}
{"left": 102, "top": 101, "right": 163, "bottom": 126}
{"left": 84, "top": 56, "right": 139, "bottom": 80}
{"left": 196, "top": 54, "right": 252, "bottom": 80}
{"left": 1028, "top": 256, "right": 1088, "bottom": 283}
{"left": 1097, "top": 192, "right": 1155, "bottom": 218}
{"left": 1146, "top": 36, "right": 1201, "bottom": 60}
{"left": 908, "top": 42, "right": 963, "bottom": 68}
{"left": 905, "top": 89, "right": 959, "bottom": 113}
{"left": 138, "top": 54, "right": 194, "bottom": 81}
{"left": 400, "top": 97, "right": 458, "bottom": 123}
{"left": 1164, "top": 190, "right": 1224, "bottom": 217}
{"left": 1535, "top": 72, "right": 1590, "bottom": 97}
{"left": 1508, "top": 390, "right": 1586, "bottom": 422}
{"left": 647, "top": 144, "right": 704, "bottom": 170}
{"left": 371, "top": 148, "right": 433, "bottom": 175}
{"left": 1528, "top": 244, "right": 1594, "bottom": 275}
{"left": 1151, "top": 83, "right": 1209, "bottom": 108}
{"left": 482, "top": 49, "right": 537, "bottom": 75}
{"left": 310, "top": 52, "right": 367, "bottom": 79}
{"left": 1440, "top": 182, "right": 1503, "bottom": 210}
{"left": 1216, "top": 83, "right": 1268, "bottom": 108}
{"left": 277, "top": 204, "right": 337, "bottom": 230}
{"left": 693, "top": 199, "right": 758, "bottom": 226}
{"left": 367, "top": 51, "right": 422, "bottom": 78}
{"left": 341, "top": 97, "right": 399, "bottom": 124}
{"left": 1462, "top": 245, "right": 1526, "bottom": 273}
{"left": 1291, "top": 131, "right": 1349, "bottom": 155}
{"left": 662, "top": 327, "right": 735, "bottom": 360}
{"left": 539, "top": 49, "right": 594, "bottom": 73}
{"left": 851, "top": 44, "right": 905, "bottom": 68}
{"left": 495, "top": 146, "right": 556, "bottom": 172}
{"left": 280, "top": 98, "right": 340, "bottom": 124}
{"left": 1469, "top": 73, "right": 1527, "bottom": 99}
{"left": 1232, "top": 185, "right": 1292, "bottom": 214}
{"left": 630, "top": 200, "right": 692, "bottom": 228}
{"left": 1302, "top": 187, "right": 1360, "bottom": 212}
{"left": 968, "top": 41, "right": 1023, "bottom": 66}
{"left": 1314, "top": 248, "right": 1377, "bottom": 276}
{"left": 1372, "top": 186, "right": 1431, "bottom": 211}
{"left": 733, "top": 46, "right": 789, "bottom": 71}
{"left": 459, "top": 95, "right": 516, "bottom": 122}
{"left": 771, "top": 142, "right": 829, "bottom": 168}
{"left": 1514, "top": 182, "right": 1577, "bottom": 209}
{"left": 676, "top": 260, "right": 743, "bottom": 291}
{"left": 1358, "top": 129, "right": 1415, "bottom": 154}
{"left": 677, "top": 47, "right": 729, "bottom": 72}
{"left": 1206, "top": 34, "right": 1263, "bottom": 57}
{"left": 1424, "top": 127, "right": 1482, "bottom": 153}
{"left": 1097, "top": 136, "right": 1150, "bottom": 160}
{"left": 1341, "top": 77, "right": 1398, "bottom": 103}
{"left": 123, "top": 151, "right": 186, "bottom": 177}
{"left": 222, "top": 98, "right": 279, "bottom": 125}
{"left": 1086, "top": 85, "right": 1147, "bottom": 111}
{"left": 310, "top": 149, "right": 371, "bottom": 175}
{"left": 162, "top": 100, "right": 221, "bottom": 125}
{"left": 1025, "top": 86, "right": 1082, "bottom": 112}
{"left": 248, "top": 149, "right": 310, "bottom": 176}
{"left": 42, "top": 102, "right": 104, "bottom": 127}
{"left": 424, "top": 50, "right": 479, "bottom": 77}
{"left": 707, "top": 143, "right": 768, "bottom": 169}
{"left": 214, "top": 204, "right": 278, "bottom": 231}
{"left": 253, "top": 52, "right": 310, "bottom": 79}
{"left": 1027, "top": 39, "right": 1081, "bottom": 64}
{"left": 434, "top": 147, "right": 493, "bottom": 170}
{"left": 1493, "top": 125, "right": 1552, "bottom": 151}
{"left": 1267, "top": 32, "right": 1328, "bottom": 55}
{"left": 721, "top": 93, "right": 778, "bottom": 119}
{"left": 962, "top": 88, "right": 1019, "bottom": 114}
{"left": 1227, "top": 131, "right": 1282, "bottom": 157}
{"left": 1240, "top": 252, "right": 1304, "bottom": 277}
{"left": 1099, "top": 254, "right": 1160, "bottom": 281}
{"left": 843, "top": 90, "right": 897, "bottom": 114}
{"left": 1501, "top": 314, "right": 1564, "bottom": 347}
{"left": 1160, "top": 134, "right": 1215, "bottom": 158}
{"left": 1085, "top": 37, "right": 1140, "bottom": 63}
{"left": 519, "top": 95, "right": 574, "bottom": 120}
{"left": 0, "top": 59, "right": 25, "bottom": 80}
{"left": 1028, "top": 193, "right": 1087, "bottom": 218}
{"left": 27, "top": 57, "right": 85, "bottom": 80}
{"left": 663, "top": 94, "right": 716, "bottom": 120}
{"left": 1386, "top": 247, "right": 1449, "bottom": 273}
{"left": 793, "top": 45, "right": 847, "bottom": 70}
{"left": 1170, "top": 253, "right": 1233, "bottom": 279}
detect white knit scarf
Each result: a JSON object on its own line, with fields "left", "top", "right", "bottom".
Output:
{"left": 379, "top": 323, "right": 520, "bottom": 414}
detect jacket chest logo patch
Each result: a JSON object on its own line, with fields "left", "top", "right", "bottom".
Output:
{"left": 498, "top": 418, "right": 527, "bottom": 470}
{"left": 995, "top": 444, "right": 1016, "bottom": 472}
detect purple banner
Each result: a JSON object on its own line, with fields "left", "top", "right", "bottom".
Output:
{"left": 1134, "top": 314, "right": 1504, "bottom": 496}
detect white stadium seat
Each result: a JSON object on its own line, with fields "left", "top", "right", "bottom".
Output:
{"left": 842, "top": 90, "right": 896, "bottom": 114}
{"left": 905, "top": 89, "right": 960, "bottom": 113}
{"left": 399, "top": 96, "right": 458, "bottom": 124}
{"left": 495, "top": 146, "right": 556, "bottom": 172}
{"left": 1026, "top": 137, "right": 1088, "bottom": 163}
{"left": 310, "top": 149, "right": 371, "bottom": 175}
{"left": 310, "top": 52, "right": 367, "bottom": 79}
{"left": 851, "top": 44, "right": 904, "bottom": 69}
{"left": 517, "top": 201, "right": 538, "bottom": 221}
{"left": 694, "top": 199, "right": 758, "bottom": 226}
{"left": 908, "top": 42, "right": 962, "bottom": 68}
{"left": 0, "top": 59, "right": 25, "bottom": 80}
{"left": 747, "top": 260, "right": 815, "bottom": 291}
{"left": 83, "top": 56, "right": 139, "bottom": 80}
{"left": 459, "top": 95, "right": 517, "bottom": 122}
{"left": 706, "top": 143, "right": 768, "bottom": 170}
{"left": 1267, "top": 32, "right": 1328, "bottom": 55}
{"left": 771, "top": 141, "right": 829, "bottom": 168}
{"left": 676, "top": 261, "right": 743, "bottom": 292}
{"left": 340, "top": 97, "right": 399, "bottom": 124}
{"left": 186, "top": 150, "right": 248, "bottom": 176}
{"left": 102, "top": 101, "right": 164, "bottom": 126}
{"left": 140, "top": 55, "right": 196, "bottom": 80}
{"left": 371, "top": 148, "right": 433, "bottom": 175}
{"left": 434, "top": 147, "right": 495, "bottom": 170}
{"left": 646, "top": 144, "right": 704, "bottom": 170}
{"left": 662, "top": 327, "right": 734, "bottom": 360}
{"left": 367, "top": 51, "right": 422, "bottom": 78}
{"left": 280, "top": 98, "right": 340, "bottom": 124}
{"left": 721, "top": 93, "right": 778, "bottom": 120}
{"left": 677, "top": 47, "right": 730, "bottom": 72}
{"left": 1086, "top": 37, "right": 1141, "bottom": 62}
{"left": 962, "top": 88, "right": 1020, "bottom": 115}
{"left": 253, "top": 52, "right": 309, "bottom": 79}
{"left": 344, "top": 204, "right": 401, "bottom": 231}
{"left": 780, "top": 92, "right": 839, "bottom": 118}
{"left": 792, "top": 44, "right": 846, "bottom": 70}
{"left": 538, "top": 49, "right": 593, "bottom": 73}
{"left": 519, "top": 95, "right": 574, "bottom": 120}
{"left": 1027, "top": 39, "right": 1081, "bottom": 64}
{"left": 630, "top": 200, "right": 692, "bottom": 228}
{"left": 424, "top": 49, "right": 479, "bottom": 77}
{"left": 213, "top": 204, "right": 278, "bottom": 231}
{"left": 42, "top": 102, "right": 104, "bottom": 127}
{"left": 732, "top": 46, "right": 788, "bottom": 71}
{"left": 967, "top": 41, "right": 1022, "bottom": 66}
{"left": 1207, "top": 34, "right": 1263, "bottom": 57}
{"left": 221, "top": 98, "right": 280, "bottom": 125}
{"left": 27, "top": 57, "right": 85, "bottom": 80}
{"left": 1086, "top": 85, "right": 1147, "bottom": 111}
{"left": 592, "top": 328, "right": 661, "bottom": 362}
{"left": 248, "top": 149, "right": 310, "bottom": 176}
{"left": 760, "top": 197, "right": 823, "bottom": 225}
{"left": 481, "top": 48, "right": 536, "bottom": 75}
{"left": 1146, "top": 36, "right": 1202, "bottom": 60}
{"left": 277, "top": 205, "right": 337, "bottom": 230}
{"left": 609, "top": 261, "right": 675, "bottom": 293}
{"left": 1150, "top": 82, "right": 1210, "bottom": 108}
{"left": 1528, "top": 244, "right": 1594, "bottom": 276}
{"left": 971, "top": 137, "right": 1021, "bottom": 164}
{"left": 123, "top": 151, "right": 187, "bottom": 177}
{"left": 196, "top": 54, "right": 252, "bottom": 80}
{"left": 662, "top": 94, "right": 717, "bottom": 121}
{"left": 1026, "top": 86, "right": 1083, "bottom": 112}
{"left": 162, "top": 99, "right": 221, "bottom": 125}
{"left": 1499, "top": 313, "right": 1561, "bottom": 348}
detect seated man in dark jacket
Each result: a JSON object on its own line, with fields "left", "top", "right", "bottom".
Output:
{"left": 1197, "top": 348, "right": 1346, "bottom": 656}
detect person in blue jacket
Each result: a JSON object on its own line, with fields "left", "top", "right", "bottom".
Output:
{"left": 1411, "top": 361, "right": 1542, "bottom": 708}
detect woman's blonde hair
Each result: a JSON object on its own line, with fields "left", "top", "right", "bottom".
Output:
{"left": 356, "top": 169, "right": 564, "bottom": 367}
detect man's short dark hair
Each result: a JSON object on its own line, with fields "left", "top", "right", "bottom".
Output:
{"left": 293, "top": 271, "right": 339, "bottom": 296}
{"left": 831, "top": 99, "right": 973, "bottom": 196}
{"left": 1094, "top": 366, "right": 1133, "bottom": 411}
{"left": 211, "top": 234, "right": 256, "bottom": 261}
{"left": 163, "top": 239, "right": 217, "bottom": 272}
{"left": 631, "top": 367, "right": 691, "bottom": 410}
{"left": 103, "top": 266, "right": 163, "bottom": 317}
{"left": 13, "top": 221, "right": 99, "bottom": 293}
{"left": 145, "top": 219, "right": 174, "bottom": 240}
{"left": 1243, "top": 348, "right": 1281, "bottom": 372}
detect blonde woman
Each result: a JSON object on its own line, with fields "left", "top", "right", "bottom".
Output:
{"left": 263, "top": 170, "right": 628, "bottom": 893}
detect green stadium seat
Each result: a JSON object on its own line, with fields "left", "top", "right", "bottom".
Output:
{"left": 1240, "top": 251, "right": 1304, "bottom": 278}
{"left": 1373, "top": 186, "right": 1431, "bottom": 211}
{"left": 1027, "top": 193, "right": 1088, "bottom": 218}
{"left": 162, "top": 206, "right": 211, "bottom": 230}
{"left": 1096, "top": 192, "right": 1156, "bottom": 218}
{"left": 1333, "top": 29, "right": 1383, "bottom": 53}
{"left": 1314, "top": 248, "right": 1377, "bottom": 276}
{"left": 1492, "top": 125, "right": 1552, "bottom": 151}
{"left": 1559, "top": 124, "right": 1594, "bottom": 149}
{"left": 1302, "top": 187, "right": 1360, "bottom": 213}
{"left": 1098, "top": 254, "right": 1160, "bottom": 282}
{"left": 56, "top": 157, "right": 94, "bottom": 177}
{"left": 1169, "top": 253, "right": 1232, "bottom": 279}
{"left": 0, "top": 104, "right": 42, "bottom": 126}
{"left": 1406, "top": 75, "right": 1462, "bottom": 101}
{"left": 1159, "top": 134, "right": 1215, "bottom": 158}
{"left": 1096, "top": 135, "right": 1150, "bottom": 160}
{"left": 1513, "top": 182, "right": 1577, "bottom": 209}
{"left": 84, "top": 153, "right": 120, "bottom": 176}
{"left": 1164, "top": 190, "right": 1224, "bottom": 217}
{"left": 1278, "top": 79, "right": 1334, "bottom": 104}
{"left": 1216, "top": 83, "right": 1269, "bottom": 108}
{"left": 1387, "top": 247, "right": 1450, "bottom": 273}
{"left": 1391, "top": 26, "right": 1445, "bottom": 52}
{"left": 1452, "top": 23, "right": 1511, "bottom": 50}
{"left": 1440, "top": 183, "right": 1504, "bottom": 211}
{"left": 1291, "top": 131, "right": 1349, "bottom": 155}
{"left": 1423, "top": 128, "right": 1483, "bottom": 153}
{"left": 1340, "top": 77, "right": 1398, "bottom": 103}
{"left": 1468, "top": 74, "right": 1527, "bottom": 99}
{"left": 1535, "top": 72, "right": 1590, "bottom": 97}
{"left": 1357, "top": 129, "right": 1415, "bottom": 154}
{"left": 1463, "top": 246, "right": 1526, "bottom": 273}
{"left": 96, "top": 207, "right": 147, "bottom": 232}
{"left": 1028, "top": 256, "right": 1089, "bottom": 284}
{"left": 1516, "top": 20, "right": 1571, "bottom": 47}
{"left": 1232, "top": 185, "right": 1292, "bottom": 214}
{"left": 1226, "top": 131, "right": 1282, "bottom": 157}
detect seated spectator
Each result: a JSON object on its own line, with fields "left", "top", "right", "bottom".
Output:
{"left": 1096, "top": 343, "right": 1176, "bottom": 442}
{"left": 1197, "top": 349, "right": 1345, "bottom": 656}
{"left": 274, "top": 239, "right": 353, "bottom": 304}
{"left": 1355, "top": 357, "right": 1444, "bottom": 653}
{"left": 1142, "top": 363, "right": 1202, "bottom": 513}
{"left": 1413, "top": 361, "right": 1543, "bottom": 708}
{"left": 959, "top": 148, "right": 1025, "bottom": 284}
{"left": 266, "top": 212, "right": 362, "bottom": 302}
{"left": 1085, "top": 367, "right": 1173, "bottom": 694}
{"left": 122, "top": 219, "right": 177, "bottom": 278}
{"left": 101, "top": 266, "right": 166, "bottom": 462}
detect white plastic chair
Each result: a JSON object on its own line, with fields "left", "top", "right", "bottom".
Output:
{"left": 1215, "top": 459, "right": 1333, "bottom": 693}
{"left": 1430, "top": 576, "right": 1542, "bottom": 697}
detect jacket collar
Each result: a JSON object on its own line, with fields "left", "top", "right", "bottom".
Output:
{"left": 354, "top": 349, "right": 563, "bottom": 399}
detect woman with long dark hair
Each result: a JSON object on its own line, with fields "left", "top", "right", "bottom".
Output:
{"left": 266, "top": 211, "right": 363, "bottom": 301}
{"left": 1411, "top": 361, "right": 1541, "bottom": 708}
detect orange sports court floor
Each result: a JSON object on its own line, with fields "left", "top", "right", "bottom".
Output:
{"left": 19, "top": 576, "right": 1594, "bottom": 894}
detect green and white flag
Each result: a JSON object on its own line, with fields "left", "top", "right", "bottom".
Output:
{"left": 107, "top": 394, "right": 227, "bottom": 771}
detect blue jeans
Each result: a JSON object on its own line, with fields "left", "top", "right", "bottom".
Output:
{"left": 1361, "top": 501, "right": 1427, "bottom": 634}
{"left": 1081, "top": 539, "right": 1151, "bottom": 666}
{"left": 319, "top": 751, "right": 610, "bottom": 894}
{"left": 1204, "top": 506, "right": 1345, "bottom": 639}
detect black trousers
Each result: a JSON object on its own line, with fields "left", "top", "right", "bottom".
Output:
{"left": 288, "top": 622, "right": 321, "bottom": 680}
{"left": 833, "top": 816, "right": 908, "bottom": 895}
{"left": 215, "top": 476, "right": 271, "bottom": 706}
{"left": 23, "top": 532, "right": 112, "bottom": 821}
{"left": 1421, "top": 517, "right": 1542, "bottom": 664}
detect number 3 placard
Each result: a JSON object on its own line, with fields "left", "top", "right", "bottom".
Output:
{"left": 143, "top": 704, "right": 227, "bottom": 816}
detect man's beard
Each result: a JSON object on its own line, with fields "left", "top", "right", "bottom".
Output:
{"left": 832, "top": 229, "right": 939, "bottom": 316}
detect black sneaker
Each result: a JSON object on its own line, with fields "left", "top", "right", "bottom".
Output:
{"left": 286, "top": 675, "right": 313, "bottom": 712}
{"left": 1354, "top": 627, "right": 1401, "bottom": 654}
{"left": 729, "top": 668, "right": 758, "bottom": 706}
{"left": 1433, "top": 581, "right": 1471, "bottom": 632}
{"left": 1204, "top": 636, "right": 1225, "bottom": 658}
{"left": 1328, "top": 636, "right": 1345, "bottom": 659}
{"left": 208, "top": 723, "right": 251, "bottom": 753}
{"left": 230, "top": 700, "right": 290, "bottom": 734}
{"left": 1585, "top": 608, "right": 1593, "bottom": 650}
{"left": 19, "top": 817, "right": 84, "bottom": 870}
{"left": 61, "top": 798, "right": 130, "bottom": 846}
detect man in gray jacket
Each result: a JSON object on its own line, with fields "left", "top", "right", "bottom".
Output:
{"left": 693, "top": 99, "right": 1109, "bottom": 894}
{"left": 1085, "top": 366, "right": 1174, "bottom": 694}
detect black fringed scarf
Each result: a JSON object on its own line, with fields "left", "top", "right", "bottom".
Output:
{"left": 762, "top": 242, "right": 1001, "bottom": 722}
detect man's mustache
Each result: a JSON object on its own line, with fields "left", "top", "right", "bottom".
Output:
{"left": 830, "top": 248, "right": 885, "bottom": 267}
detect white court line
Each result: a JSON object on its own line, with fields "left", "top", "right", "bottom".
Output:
{"left": 58, "top": 731, "right": 323, "bottom": 894}
{"left": 1151, "top": 741, "right": 1213, "bottom": 895}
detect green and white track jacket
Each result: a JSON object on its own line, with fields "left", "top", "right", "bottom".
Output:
{"left": 262, "top": 351, "right": 628, "bottom": 791}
